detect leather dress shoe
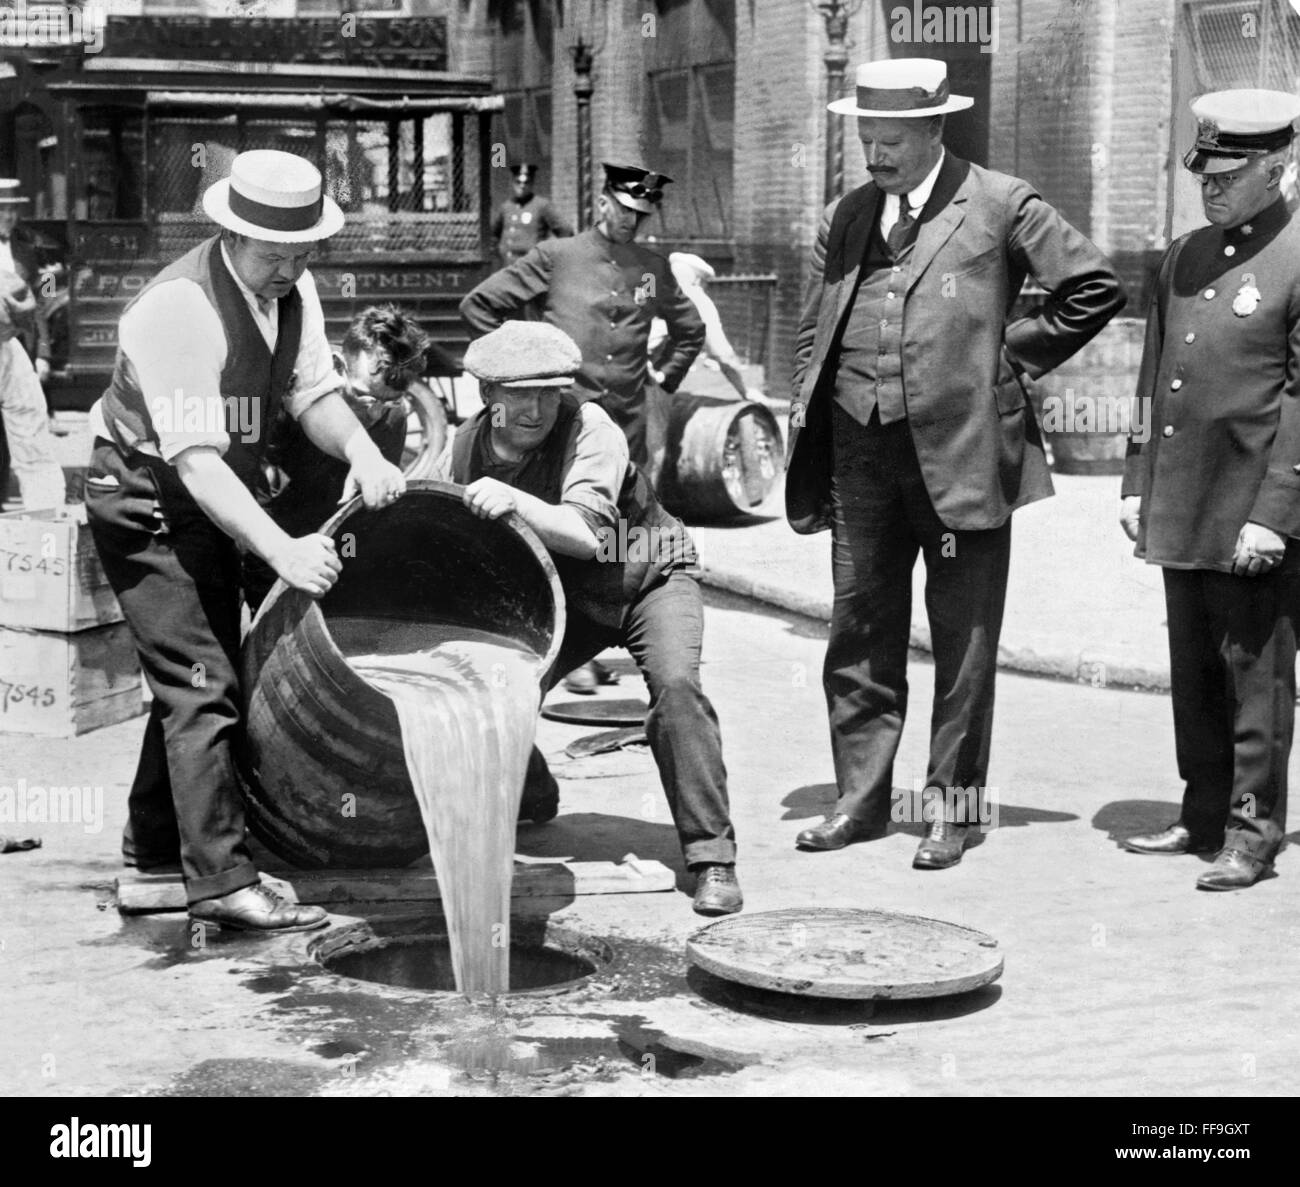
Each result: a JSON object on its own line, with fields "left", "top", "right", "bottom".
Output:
{"left": 1196, "top": 848, "right": 1271, "bottom": 891}
{"left": 1121, "top": 823, "right": 1219, "bottom": 856}
{"left": 795, "top": 813, "right": 874, "bottom": 851}
{"left": 912, "top": 819, "right": 971, "bottom": 870}
{"left": 692, "top": 864, "right": 743, "bottom": 916}
{"left": 189, "top": 882, "right": 329, "bottom": 933}
{"left": 562, "top": 659, "right": 620, "bottom": 695}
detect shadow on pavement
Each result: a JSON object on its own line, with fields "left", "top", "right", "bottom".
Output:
{"left": 1092, "top": 799, "right": 1182, "bottom": 845}
{"left": 688, "top": 965, "right": 1002, "bottom": 1026}
{"left": 781, "top": 784, "right": 1077, "bottom": 838}
{"left": 514, "top": 810, "right": 685, "bottom": 873}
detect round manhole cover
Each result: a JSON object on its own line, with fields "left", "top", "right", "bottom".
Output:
{"left": 542, "top": 698, "right": 648, "bottom": 727}
{"left": 687, "top": 908, "right": 1003, "bottom": 1000}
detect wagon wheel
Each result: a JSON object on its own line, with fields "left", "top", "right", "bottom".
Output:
{"left": 400, "top": 378, "right": 450, "bottom": 479}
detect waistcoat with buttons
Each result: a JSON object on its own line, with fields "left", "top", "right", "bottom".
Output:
{"left": 833, "top": 218, "right": 917, "bottom": 426}
{"left": 99, "top": 235, "right": 302, "bottom": 492}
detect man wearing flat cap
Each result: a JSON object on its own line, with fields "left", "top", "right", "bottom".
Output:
{"left": 1121, "top": 89, "right": 1300, "bottom": 890}
{"left": 432, "top": 319, "right": 743, "bottom": 917}
{"left": 491, "top": 164, "right": 572, "bottom": 268}
{"left": 788, "top": 58, "right": 1125, "bottom": 868}
{"left": 460, "top": 162, "right": 705, "bottom": 470}
{"left": 85, "top": 149, "right": 407, "bottom": 932}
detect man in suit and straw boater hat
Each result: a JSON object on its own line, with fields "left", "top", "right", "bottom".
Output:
{"left": 787, "top": 58, "right": 1125, "bottom": 867}
{"left": 84, "top": 150, "right": 406, "bottom": 932}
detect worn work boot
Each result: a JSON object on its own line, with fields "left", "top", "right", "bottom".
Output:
{"left": 692, "top": 864, "right": 743, "bottom": 916}
{"left": 1196, "top": 848, "right": 1271, "bottom": 891}
{"left": 189, "top": 882, "right": 329, "bottom": 933}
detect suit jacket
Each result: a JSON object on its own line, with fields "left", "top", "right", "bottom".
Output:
{"left": 1121, "top": 197, "right": 1300, "bottom": 571}
{"left": 786, "top": 153, "right": 1126, "bottom": 533}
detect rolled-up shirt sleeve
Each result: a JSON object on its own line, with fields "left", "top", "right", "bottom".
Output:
{"left": 118, "top": 280, "right": 230, "bottom": 462}
{"left": 283, "top": 270, "right": 341, "bottom": 418}
{"left": 561, "top": 404, "right": 627, "bottom": 534}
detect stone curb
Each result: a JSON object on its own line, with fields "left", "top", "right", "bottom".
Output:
{"left": 699, "top": 561, "right": 1172, "bottom": 695}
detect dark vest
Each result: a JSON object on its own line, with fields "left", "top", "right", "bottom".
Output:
{"left": 99, "top": 235, "right": 303, "bottom": 493}
{"left": 451, "top": 393, "right": 697, "bottom": 627}
{"left": 833, "top": 217, "right": 916, "bottom": 426}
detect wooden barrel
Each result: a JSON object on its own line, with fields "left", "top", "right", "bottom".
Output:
{"left": 656, "top": 394, "right": 783, "bottom": 521}
{"left": 237, "top": 480, "right": 565, "bottom": 870}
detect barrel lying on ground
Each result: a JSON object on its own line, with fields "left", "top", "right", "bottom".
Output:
{"left": 238, "top": 480, "right": 564, "bottom": 870}
{"left": 656, "top": 394, "right": 783, "bottom": 521}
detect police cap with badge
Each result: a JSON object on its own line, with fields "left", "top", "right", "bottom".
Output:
{"left": 1184, "top": 88, "right": 1300, "bottom": 175}
{"left": 602, "top": 163, "right": 673, "bottom": 214}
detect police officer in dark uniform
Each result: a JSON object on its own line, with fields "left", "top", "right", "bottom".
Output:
{"left": 490, "top": 164, "right": 572, "bottom": 268}
{"left": 461, "top": 162, "right": 706, "bottom": 470}
{"left": 1121, "top": 89, "right": 1300, "bottom": 890}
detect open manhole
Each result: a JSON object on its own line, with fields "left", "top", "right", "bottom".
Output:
{"left": 311, "top": 915, "right": 614, "bottom": 997}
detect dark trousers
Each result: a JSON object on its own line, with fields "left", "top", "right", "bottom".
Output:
{"left": 825, "top": 404, "right": 1012, "bottom": 831}
{"left": 85, "top": 440, "right": 259, "bottom": 904}
{"left": 1163, "top": 555, "right": 1299, "bottom": 858}
{"left": 527, "top": 571, "right": 736, "bottom": 867}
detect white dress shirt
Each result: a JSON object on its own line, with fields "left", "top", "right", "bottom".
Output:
{"left": 879, "top": 148, "right": 946, "bottom": 241}
{"left": 90, "top": 242, "right": 339, "bottom": 462}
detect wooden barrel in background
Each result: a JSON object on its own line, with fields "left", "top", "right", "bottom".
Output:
{"left": 656, "top": 395, "right": 783, "bottom": 521}
{"left": 237, "top": 481, "right": 565, "bottom": 870}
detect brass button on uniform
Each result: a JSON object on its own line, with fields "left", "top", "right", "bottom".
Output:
{"left": 1163, "top": 425, "right": 1174, "bottom": 437}
{"left": 1171, "top": 379, "right": 1183, "bottom": 390}
{"left": 1185, "top": 332, "right": 1195, "bottom": 343}
{"left": 1224, "top": 245, "right": 1236, "bottom": 257}
{"left": 1204, "top": 289, "right": 1216, "bottom": 299}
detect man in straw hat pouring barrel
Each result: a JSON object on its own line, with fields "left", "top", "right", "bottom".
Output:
{"left": 787, "top": 58, "right": 1125, "bottom": 868}
{"left": 85, "top": 149, "right": 406, "bottom": 932}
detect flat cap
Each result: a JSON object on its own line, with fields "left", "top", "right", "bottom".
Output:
{"left": 1185, "top": 89, "right": 1300, "bottom": 174}
{"left": 463, "top": 320, "right": 582, "bottom": 388}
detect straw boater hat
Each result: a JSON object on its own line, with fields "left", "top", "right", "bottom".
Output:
{"left": 202, "top": 150, "right": 344, "bottom": 243}
{"left": 1183, "top": 89, "right": 1300, "bottom": 175}
{"left": 0, "top": 179, "right": 29, "bottom": 206}
{"left": 828, "top": 57, "right": 974, "bottom": 118}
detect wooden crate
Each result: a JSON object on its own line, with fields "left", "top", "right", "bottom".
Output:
{"left": 0, "top": 509, "right": 123, "bottom": 633}
{"left": 0, "top": 622, "right": 143, "bottom": 737}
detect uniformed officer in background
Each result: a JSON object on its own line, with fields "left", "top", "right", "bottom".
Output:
{"left": 461, "top": 162, "right": 705, "bottom": 470}
{"left": 1121, "top": 89, "right": 1300, "bottom": 890}
{"left": 490, "top": 163, "right": 572, "bottom": 268}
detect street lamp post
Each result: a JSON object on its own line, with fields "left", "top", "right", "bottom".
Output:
{"left": 570, "top": 37, "right": 594, "bottom": 229}
{"left": 811, "top": 1, "right": 865, "bottom": 206}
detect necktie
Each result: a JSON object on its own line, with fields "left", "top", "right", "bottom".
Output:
{"left": 887, "top": 201, "right": 917, "bottom": 258}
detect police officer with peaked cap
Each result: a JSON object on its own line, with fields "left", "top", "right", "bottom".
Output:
{"left": 460, "top": 162, "right": 706, "bottom": 470}
{"left": 490, "top": 163, "right": 573, "bottom": 268}
{"left": 1121, "top": 88, "right": 1300, "bottom": 889}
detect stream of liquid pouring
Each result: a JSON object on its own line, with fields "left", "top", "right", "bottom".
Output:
{"left": 328, "top": 617, "right": 542, "bottom": 997}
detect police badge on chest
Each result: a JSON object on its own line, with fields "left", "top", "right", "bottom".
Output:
{"left": 1233, "top": 273, "right": 1261, "bottom": 317}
